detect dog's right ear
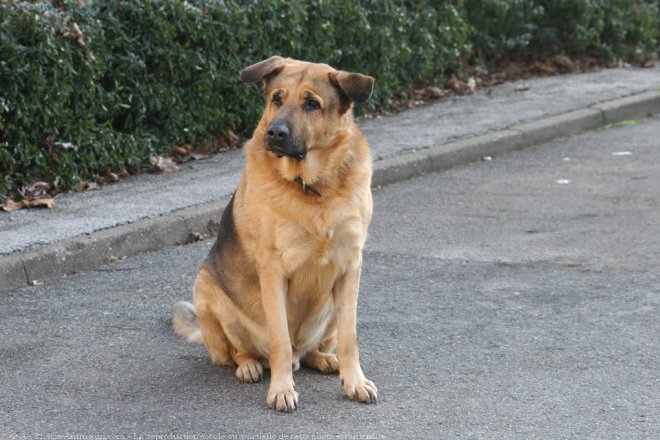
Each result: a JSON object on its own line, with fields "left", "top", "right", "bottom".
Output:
{"left": 330, "top": 71, "right": 375, "bottom": 105}
{"left": 240, "top": 56, "right": 286, "bottom": 84}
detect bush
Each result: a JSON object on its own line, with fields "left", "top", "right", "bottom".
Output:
{"left": 1, "top": 0, "right": 658, "bottom": 202}
{"left": 465, "top": 0, "right": 658, "bottom": 62}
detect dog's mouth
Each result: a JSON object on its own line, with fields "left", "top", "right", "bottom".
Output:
{"left": 266, "top": 144, "right": 306, "bottom": 161}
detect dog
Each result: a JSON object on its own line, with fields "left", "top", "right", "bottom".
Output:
{"left": 172, "top": 56, "right": 377, "bottom": 412}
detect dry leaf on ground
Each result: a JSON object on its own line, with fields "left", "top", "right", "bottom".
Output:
{"left": 104, "top": 170, "right": 120, "bottom": 182}
{"left": 193, "top": 141, "right": 214, "bottom": 158}
{"left": 171, "top": 142, "right": 214, "bottom": 163}
{"left": 445, "top": 77, "right": 472, "bottom": 95}
{"left": 185, "top": 230, "right": 205, "bottom": 244}
{"left": 552, "top": 54, "right": 575, "bottom": 72}
{"left": 20, "top": 181, "right": 49, "bottom": 200}
{"left": 171, "top": 144, "right": 193, "bottom": 161}
{"left": 75, "top": 181, "right": 100, "bottom": 192}
{"left": 534, "top": 61, "right": 557, "bottom": 75}
{"left": 25, "top": 198, "right": 56, "bottom": 209}
{"left": 2, "top": 199, "right": 24, "bottom": 212}
{"left": 415, "top": 86, "right": 446, "bottom": 100}
{"left": 2, "top": 197, "right": 56, "bottom": 212}
{"left": 218, "top": 129, "right": 241, "bottom": 152}
{"left": 207, "top": 218, "right": 221, "bottom": 235}
{"left": 225, "top": 129, "right": 240, "bottom": 147}
{"left": 149, "top": 155, "right": 179, "bottom": 173}
{"left": 3, "top": 181, "right": 56, "bottom": 211}
{"left": 467, "top": 77, "right": 477, "bottom": 92}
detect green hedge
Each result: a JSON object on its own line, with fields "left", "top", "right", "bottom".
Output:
{"left": 466, "top": 0, "right": 659, "bottom": 62}
{"left": 1, "top": 0, "right": 658, "bottom": 202}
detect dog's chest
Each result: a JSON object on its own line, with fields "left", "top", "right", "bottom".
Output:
{"left": 276, "top": 217, "right": 363, "bottom": 277}
{"left": 276, "top": 219, "right": 363, "bottom": 352}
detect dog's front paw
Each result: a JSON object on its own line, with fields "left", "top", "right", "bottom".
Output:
{"left": 341, "top": 374, "right": 378, "bottom": 404}
{"left": 267, "top": 378, "right": 298, "bottom": 412}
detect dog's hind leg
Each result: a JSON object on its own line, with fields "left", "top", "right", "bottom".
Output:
{"left": 191, "top": 271, "right": 236, "bottom": 367}
{"left": 194, "top": 291, "right": 264, "bottom": 382}
{"left": 192, "top": 269, "right": 268, "bottom": 383}
{"left": 195, "top": 304, "right": 235, "bottom": 367}
{"left": 232, "top": 351, "right": 264, "bottom": 384}
{"left": 302, "top": 327, "right": 339, "bottom": 374}
{"left": 302, "top": 349, "right": 339, "bottom": 374}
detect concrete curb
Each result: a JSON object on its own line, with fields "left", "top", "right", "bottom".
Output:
{"left": 2, "top": 90, "right": 659, "bottom": 292}
{"left": 1, "top": 198, "right": 229, "bottom": 292}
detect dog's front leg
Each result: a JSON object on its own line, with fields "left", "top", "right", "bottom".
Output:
{"left": 258, "top": 263, "right": 298, "bottom": 412}
{"left": 333, "top": 260, "right": 378, "bottom": 404}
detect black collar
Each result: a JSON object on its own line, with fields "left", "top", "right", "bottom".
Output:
{"left": 294, "top": 177, "right": 321, "bottom": 197}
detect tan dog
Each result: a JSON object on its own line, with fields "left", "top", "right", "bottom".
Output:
{"left": 172, "top": 56, "right": 377, "bottom": 412}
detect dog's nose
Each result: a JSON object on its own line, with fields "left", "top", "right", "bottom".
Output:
{"left": 267, "top": 122, "right": 290, "bottom": 140}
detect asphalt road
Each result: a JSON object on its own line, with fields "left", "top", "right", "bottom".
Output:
{"left": 2, "top": 118, "right": 659, "bottom": 439}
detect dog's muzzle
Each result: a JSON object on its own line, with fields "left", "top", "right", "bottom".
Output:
{"left": 265, "top": 121, "right": 306, "bottom": 161}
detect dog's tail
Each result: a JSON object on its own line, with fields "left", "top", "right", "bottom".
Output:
{"left": 172, "top": 301, "right": 204, "bottom": 344}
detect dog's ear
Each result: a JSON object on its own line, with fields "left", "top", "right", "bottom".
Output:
{"left": 329, "top": 71, "right": 375, "bottom": 105}
{"left": 240, "top": 56, "right": 286, "bottom": 84}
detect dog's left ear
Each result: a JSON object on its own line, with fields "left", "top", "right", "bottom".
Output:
{"left": 240, "top": 56, "right": 286, "bottom": 84}
{"left": 329, "top": 71, "right": 375, "bottom": 105}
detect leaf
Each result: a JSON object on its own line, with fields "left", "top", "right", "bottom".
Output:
{"left": 149, "top": 155, "right": 179, "bottom": 173}
{"left": 207, "top": 218, "right": 221, "bottom": 235}
{"left": 171, "top": 143, "right": 212, "bottom": 163}
{"left": 552, "top": 54, "right": 575, "bottom": 72}
{"left": 185, "top": 230, "right": 205, "bottom": 244}
{"left": 444, "top": 77, "right": 472, "bottom": 95}
{"left": 75, "top": 181, "right": 100, "bottom": 192}
{"left": 20, "top": 181, "right": 49, "bottom": 199}
{"left": 225, "top": 129, "right": 240, "bottom": 147}
{"left": 421, "top": 86, "right": 446, "bottom": 100}
{"left": 2, "top": 199, "right": 24, "bottom": 212}
{"left": 2, "top": 197, "right": 56, "bottom": 212}
{"left": 25, "top": 198, "right": 56, "bottom": 209}
{"left": 534, "top": 61, "right": 556, "bottom": 75}
{"left": 171, "top": 144, "right": 193, "bottom": 162}
{"left": 104, "top": 170, "right": 120, "bottom": 182}
{"left": 467, "top": 77, "right": 477, "bottom": 92}
{"left": 191, "top": 141, "right": 214, "bottom": 160}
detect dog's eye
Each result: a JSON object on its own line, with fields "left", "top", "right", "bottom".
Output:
{"left": 304, "top": 99, "right": 321, "bottom": 111}
{"left": 272, "top": 94, "right": 282, "bottom": 107}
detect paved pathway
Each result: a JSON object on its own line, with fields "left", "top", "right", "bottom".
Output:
{"left": 2, "top": 118, "right": 658, "bottom": 438}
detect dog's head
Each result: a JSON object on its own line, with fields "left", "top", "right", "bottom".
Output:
{"left": 240, "top": 56, "right": 374, "bottom": 161}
